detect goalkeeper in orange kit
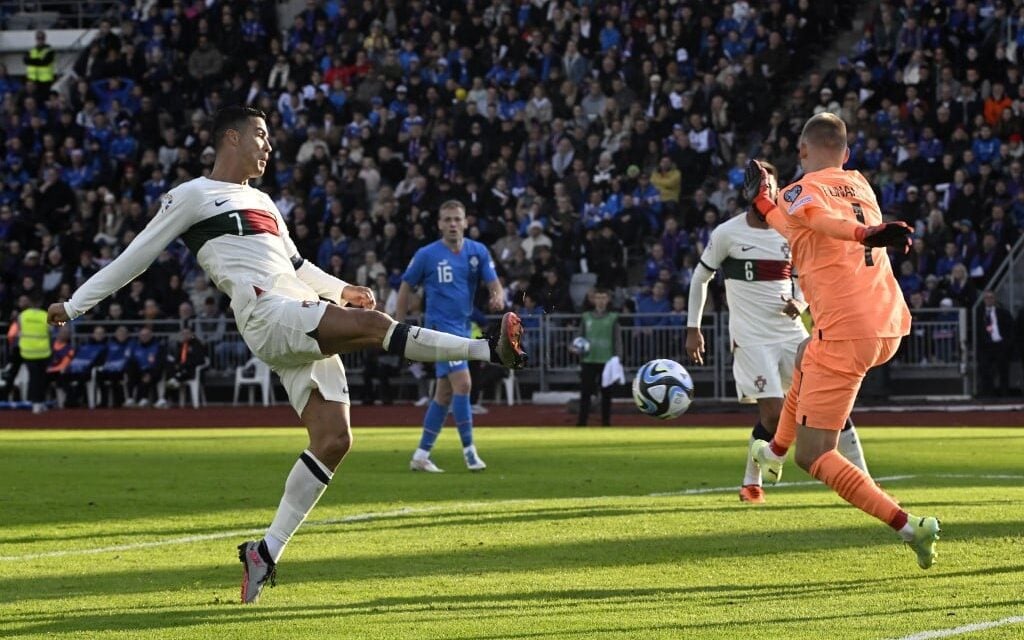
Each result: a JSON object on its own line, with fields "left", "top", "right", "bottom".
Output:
{"left": 744, "top": 113, "right": 941, "bottom": 569}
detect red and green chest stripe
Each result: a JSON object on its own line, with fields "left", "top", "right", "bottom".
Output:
{"left": 720, "top": 257, "right": 792, "bottom": 282}
{"left": 181, "top": 209, "right": 280, "bottom": 254}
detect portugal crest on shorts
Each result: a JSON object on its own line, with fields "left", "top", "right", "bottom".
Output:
{"left": 754, "top": 375, "right": 767, "bottom": 392}
{"left": 781, "top": 242, "right": 791, "bottom": 259}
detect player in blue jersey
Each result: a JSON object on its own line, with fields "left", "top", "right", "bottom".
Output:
{"left": 397, "top": 200, "right": 506, "bottom": 472}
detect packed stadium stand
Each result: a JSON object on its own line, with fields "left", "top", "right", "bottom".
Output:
{"left": 1, "top": 0, "right": 1023, "bottom": 408}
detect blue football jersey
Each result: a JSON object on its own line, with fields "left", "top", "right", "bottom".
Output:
{"left": 402, "top": 239, "right": 497, "bottom": 335}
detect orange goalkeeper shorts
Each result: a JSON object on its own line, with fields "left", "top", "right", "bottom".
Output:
{"left": 796, "top": 336, "right": 902, "bottom": 430}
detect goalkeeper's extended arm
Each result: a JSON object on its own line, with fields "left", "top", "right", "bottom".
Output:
{"left": 291, "top": 254, "right": 351, "bottom": 305}
{"left": 802, "top": 213, "right": 913, "bottom": 253}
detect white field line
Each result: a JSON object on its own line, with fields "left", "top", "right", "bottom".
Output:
{"left": 0, "top": 472, "right": 1014, "bottom": 562}
{"left": 886, "top": 616, "right": 1024, "bottom": 640}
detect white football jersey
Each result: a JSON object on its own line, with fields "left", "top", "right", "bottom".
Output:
{"left": 66, "top": 177, "right": 318, "bottom": 328}
{"left": 698, "top": 214, "right": 808, "bottom": 347}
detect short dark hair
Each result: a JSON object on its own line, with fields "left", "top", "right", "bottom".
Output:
{"left": 212, "top": 106, "right": 266, "bottom": 149}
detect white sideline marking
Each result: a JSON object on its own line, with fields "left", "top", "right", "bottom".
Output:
{"left": 0, "top": 472, "right": 1010, "bottom": 562}
{"left": 886, "top": 616, "right": 1024, "bottom": 640}
{"left": 935, "top": 473, "right": 1024, "bottom": 480}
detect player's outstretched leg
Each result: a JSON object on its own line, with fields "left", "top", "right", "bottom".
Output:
{"left": 389, "top": 311, "right": 526, "bottom": 369}
{"left": 315, "top": 306, "right": 526, "bottom": 369}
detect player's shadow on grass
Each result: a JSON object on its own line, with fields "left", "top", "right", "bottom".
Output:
{"left": 4, "top": 520, "right": 1023, "bottom": 609}
{"left": 0, "top": 500, "right": 842, "bottom": 548}
{"left": 326, "top": 501, "right": 846, "bottom": 535}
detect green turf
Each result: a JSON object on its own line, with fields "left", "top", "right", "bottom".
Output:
{"left": 1, "top": 427, "right": 1022, "bottom": 640}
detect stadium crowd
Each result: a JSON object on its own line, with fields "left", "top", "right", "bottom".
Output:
{"left": 2, "top": 0, "right": 1024, "bottom": 403}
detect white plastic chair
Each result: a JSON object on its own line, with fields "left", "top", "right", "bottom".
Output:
{"left": 234, "top": 357, "right": 272, "bottom": 406}
{"left": 12, "top": 366, "right": 28, "bottom": 401}
{"left": 179, "top": 358, "right": 210, "bottom": 409}
{"left": 495, "top": 370, "right": 521, "bottom": 406}
{"left": 86, "top": 367, "right": 99, "bottom": 409}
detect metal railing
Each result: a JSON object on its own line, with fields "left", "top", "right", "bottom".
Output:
{"left": 2, "top": 1, "right": 118, "bottom": 29}
{"left": 968, "top": 233, "right": 1024, "bottom": 396}
{"left": 0, "top": 308, "right": 971, "bottom": 401}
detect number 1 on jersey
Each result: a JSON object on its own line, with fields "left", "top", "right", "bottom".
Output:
{"left": 851, "top": 203, "right": 874, "bottom": 266}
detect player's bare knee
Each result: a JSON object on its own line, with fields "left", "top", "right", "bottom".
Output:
{"left": 434, "top": 386, "right": 453, "bottom": 405}
{"left": 364, "top": 308, "right": 395, "bottom": 335}
{"left": 313, "top": 426, "right": 353, "bottom": 468}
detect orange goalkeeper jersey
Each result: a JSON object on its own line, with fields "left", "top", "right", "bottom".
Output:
{"left": 765, "top": 167, "right": 911, "bottom": 340}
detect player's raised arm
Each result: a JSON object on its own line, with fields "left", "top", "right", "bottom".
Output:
{"left": 51, "top": 192, "right": 194, "bottom": 325}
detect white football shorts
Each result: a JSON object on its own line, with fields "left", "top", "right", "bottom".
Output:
{"left": 731, "top": 337, "right": 802, "bottom": 404}
{"left": 242, "top": 290, "right": 350, "bottom": 415}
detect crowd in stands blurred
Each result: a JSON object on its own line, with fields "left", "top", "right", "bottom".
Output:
{"left": 2, "top": 0, "right": 1024, "bottom": 403}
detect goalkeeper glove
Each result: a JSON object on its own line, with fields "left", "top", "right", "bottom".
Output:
{"left": 744, "top": 159, "right": 778, "bottom": 222}
{"left": 854, "top": 221, "right": 913, "bottom": 253}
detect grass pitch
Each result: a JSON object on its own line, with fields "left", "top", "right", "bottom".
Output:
{"left": 1, "top": 426, "right": 1022, "bottom": 640}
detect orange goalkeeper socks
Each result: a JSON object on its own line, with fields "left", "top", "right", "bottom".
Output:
{"left": 770, "top": 368, "right": 801, "bottom": 455}
{"left": 809, "top": 449, "right": 906, "bottom": 529}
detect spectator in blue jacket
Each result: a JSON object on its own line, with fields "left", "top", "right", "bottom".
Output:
{"left": 59, "top": 325, "right": 108, "bottom": 407}
{"left": 125, "top": 325, "right": 165, "bottom": 408}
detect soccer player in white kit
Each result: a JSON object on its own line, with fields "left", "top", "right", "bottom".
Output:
{"left": 46, "top": 106, "right": 527, "bottom": 603}
{"left": 685, "top": 162, "right": 869, "bottom": 503}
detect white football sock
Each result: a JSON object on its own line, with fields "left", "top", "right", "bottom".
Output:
{"left": 898, "top": 521, "right": 916, "bottom": 542}
{"left": 383, "top": 322, "right": 490, "bottom": 362}
{"left": 264, "top": 450, "right": 333, "bottom": 563}
{"left": 742, "top": 437, "right": 762, "bottom": 486}
{"left": 837, "top": 425, "right": 869, "bottom": 475}
{"left": 412, "top": 447, "right": 431, "bottom": 461}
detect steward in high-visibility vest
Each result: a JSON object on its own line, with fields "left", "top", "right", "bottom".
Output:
{"left": 17, "top": 307, "right": 52, "bottom": 362}
{"left": 23, "top": 30, "right": 55, "bottom": 94}
{"left": 17, "top": 295, "right": 53, "bottom": 412}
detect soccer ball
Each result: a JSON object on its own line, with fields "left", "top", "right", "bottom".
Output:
{"left": 571, "top": 336, "right": 590, "bottom": 355}
{"left": 632, "top": 359, "right": 694, "bottom": 419}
